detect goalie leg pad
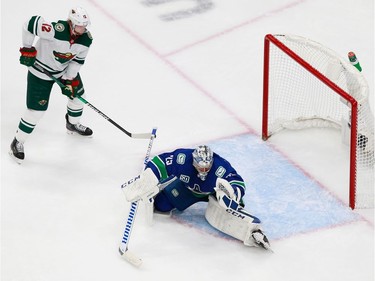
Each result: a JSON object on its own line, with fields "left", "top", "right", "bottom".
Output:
{"left": 205, "top": 195, "right": 261, "bottom": 245}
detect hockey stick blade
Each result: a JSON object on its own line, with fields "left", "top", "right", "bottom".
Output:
{"left": 130, "top": 132, "right": 153, "bottom": 139}
{"left": 119, "top": 248, "right": 143, "bottom": 267}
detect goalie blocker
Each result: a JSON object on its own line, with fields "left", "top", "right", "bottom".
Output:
{"left": 123, "top": 169, "right": 271, "bottom": 250}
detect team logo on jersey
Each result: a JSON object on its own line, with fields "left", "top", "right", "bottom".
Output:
{"left": 53, "top": 51, "right": 75, "bottom": 63}
{"left": 192, "top": 184, "right": 202, "bottom": 193}
{"left": 38, "top": 100, "right": 47, "bottom": 106}
{"left": 179, "top": 174, "right": 190, "bottom": 183}
{"left": 55, "top": 23, "right": 65, "bottom": 32}
{"left": 189, "top": 184, "right": 211, "bottom": 195}
{"left": 215, "top": 166, "right": 226, "bottom": 177}
{"left": 176, "top": 153, "right": 186, "bottom": 165}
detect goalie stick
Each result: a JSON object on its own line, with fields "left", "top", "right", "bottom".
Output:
{"left": 33, "top": 62, "right": 152, "bottom": 139}
{"left": 119, "top": 127, "right": 157, "bottom": 267}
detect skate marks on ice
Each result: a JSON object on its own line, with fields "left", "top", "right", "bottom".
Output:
{"left": 170, "top": 134, "right": 361, "bottom": 242}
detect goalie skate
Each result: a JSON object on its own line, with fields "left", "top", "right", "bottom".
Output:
{"left": 251, "top": 229, "right": 272, "bottom": 251}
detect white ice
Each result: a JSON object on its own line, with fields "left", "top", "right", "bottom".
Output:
{"left": 1, "top": 1, "right": 374, "bottom": 281}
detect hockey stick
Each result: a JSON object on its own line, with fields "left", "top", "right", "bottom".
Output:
{"left": 33, "top": 63, "right": 152, "bottom": 139}
{"left": 119, "top": 127, "right": 157, "bottom": 267}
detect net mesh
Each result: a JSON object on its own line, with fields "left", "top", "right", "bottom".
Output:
{"left": 265, "top": 34, "right": 374, "bottom": 208}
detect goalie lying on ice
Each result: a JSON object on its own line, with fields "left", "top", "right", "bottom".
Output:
{"left": 122, "top": 145, "right": 271, "bottom": 250}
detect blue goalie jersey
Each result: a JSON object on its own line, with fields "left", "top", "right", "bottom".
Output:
{"left": 146, "top": 148, "right": 246, "bottom": 200}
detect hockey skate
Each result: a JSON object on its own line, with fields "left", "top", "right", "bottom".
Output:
{"left": 251, "top": 229, "right": 272, "bottom": 251}
{"left": 65, "top": 114, "right": 93, "bottom": 136}
{"left": 9, "top": 137, "right": 25, "bottom": 164}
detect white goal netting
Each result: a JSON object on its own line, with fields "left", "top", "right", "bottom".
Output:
{"left": 263, "top": 34, "right": 374, "bottom": 209}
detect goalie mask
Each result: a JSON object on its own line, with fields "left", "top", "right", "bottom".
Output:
{"left": 192, "top": 145, "right": 213, "bottom": 181}
{"left": 68, "top": 7, "right": 90, "bottom": 36}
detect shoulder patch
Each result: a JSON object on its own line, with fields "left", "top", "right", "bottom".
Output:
{"left": 54, "top": 23, "right": 65, "bottom": 32}
{"left": 176, "top": 153, "right": 186, "bottom": 165}
{"left": 86, "top": 31, "right": 93, "bottom": 40}
{"left": 179, "top": 175, "right": 190, "bottom": 183}
{"left": 215, "top": 166, "right": 226, "bottom": 178}
{"left": 52, "top": 21, "right": 70, "bottom": 41}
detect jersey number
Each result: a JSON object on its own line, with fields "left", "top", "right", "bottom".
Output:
{"left": 41, "top": 23, "right": 52, "bottom": 32}
{"left": 165, "top": 156, "right": 173, "bottom": 165}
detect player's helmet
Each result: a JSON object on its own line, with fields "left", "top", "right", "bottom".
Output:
{"left": 68, "top": 7, "right": 90, "bottom": 32}
{"left": 192, "top": 145, "right": 213, "bottom": 181}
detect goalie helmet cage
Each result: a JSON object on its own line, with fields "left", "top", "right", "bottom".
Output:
{"left": 262, "top": 34, "right": 374, "bottom": 209}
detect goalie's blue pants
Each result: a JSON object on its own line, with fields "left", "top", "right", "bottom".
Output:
{"left": 154, "top": 178, "right": 208, "bottom": 212}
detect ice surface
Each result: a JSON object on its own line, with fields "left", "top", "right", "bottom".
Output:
{"left": 1, "top": 1, "right": 373, "bottom": 281}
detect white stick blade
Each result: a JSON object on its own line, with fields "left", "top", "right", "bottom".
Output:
{"left": 120, "top": 249, "right": 143, "bottom": 267}
{"left": 131, "top": 132, "right": 153, "bottom": 139}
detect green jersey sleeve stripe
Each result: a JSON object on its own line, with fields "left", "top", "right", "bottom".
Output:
{"left": 229, "top": 180, "right": 246, "bottom": 189}
{"left": 27, "top": 16, "right": 40, "bottom": 35}
{"left": 27, "top": 16, "right": 36, "bottom": 33}
{"left": 73, "top": 58, "right": 85, "bottom": 65}
{"left": 150, "top": 156, "right": 168, "bottom": 180}
{"left": 35, "top": 16, "right": 40, "bottom": 36}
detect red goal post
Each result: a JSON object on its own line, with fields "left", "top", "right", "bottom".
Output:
{"left": 262, "top": 34, "right": 374, "bottom": 209}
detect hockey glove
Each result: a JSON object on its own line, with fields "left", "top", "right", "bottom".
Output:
{"left": 122, "top": 168, "right": 160, "bottom": 203}
{"left": 214, "top": 178, "right": 241, "bottom": 209}
{"left": 60, "top": 78, "right": 80, "bottom": 99}
{"left": 19, "top": 47, "right": 37, "bottom": 66}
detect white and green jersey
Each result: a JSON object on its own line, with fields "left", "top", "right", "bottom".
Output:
{"left": 22, "top": 16, "right": 93, "bottom": 80}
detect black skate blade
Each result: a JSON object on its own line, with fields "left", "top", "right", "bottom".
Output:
{"left": 257, "top": 241, "right": 273, "bottom": 252}
{"left": 66, "top": 130, "right": 93, "bottom": 138}
{"left": 9, "top": 150, "right": 23, "bottom": 164}
{"left": 262, "top": 244, "right": 274, "bottom": 252}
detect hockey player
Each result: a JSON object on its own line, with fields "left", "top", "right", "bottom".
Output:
{"left": 10, "top": 7, "right": 93, "bottom": 163}
{"left": 123, "top": 145, "right": 271, "bottom": 250}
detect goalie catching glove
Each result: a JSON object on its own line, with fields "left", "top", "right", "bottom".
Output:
{"left": 214, "top": 178, "right": 242, "bottom": 209}
{"left": 122, "top": 168, "right": 160, "bottom": 202}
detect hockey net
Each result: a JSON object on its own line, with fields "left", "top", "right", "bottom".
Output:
{"left": 262, "top": 34, "right": 374, "bottom": 209}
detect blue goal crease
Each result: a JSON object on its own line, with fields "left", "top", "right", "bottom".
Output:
{"left": 171, "top": 134, "right": 361, "bottom": 241}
